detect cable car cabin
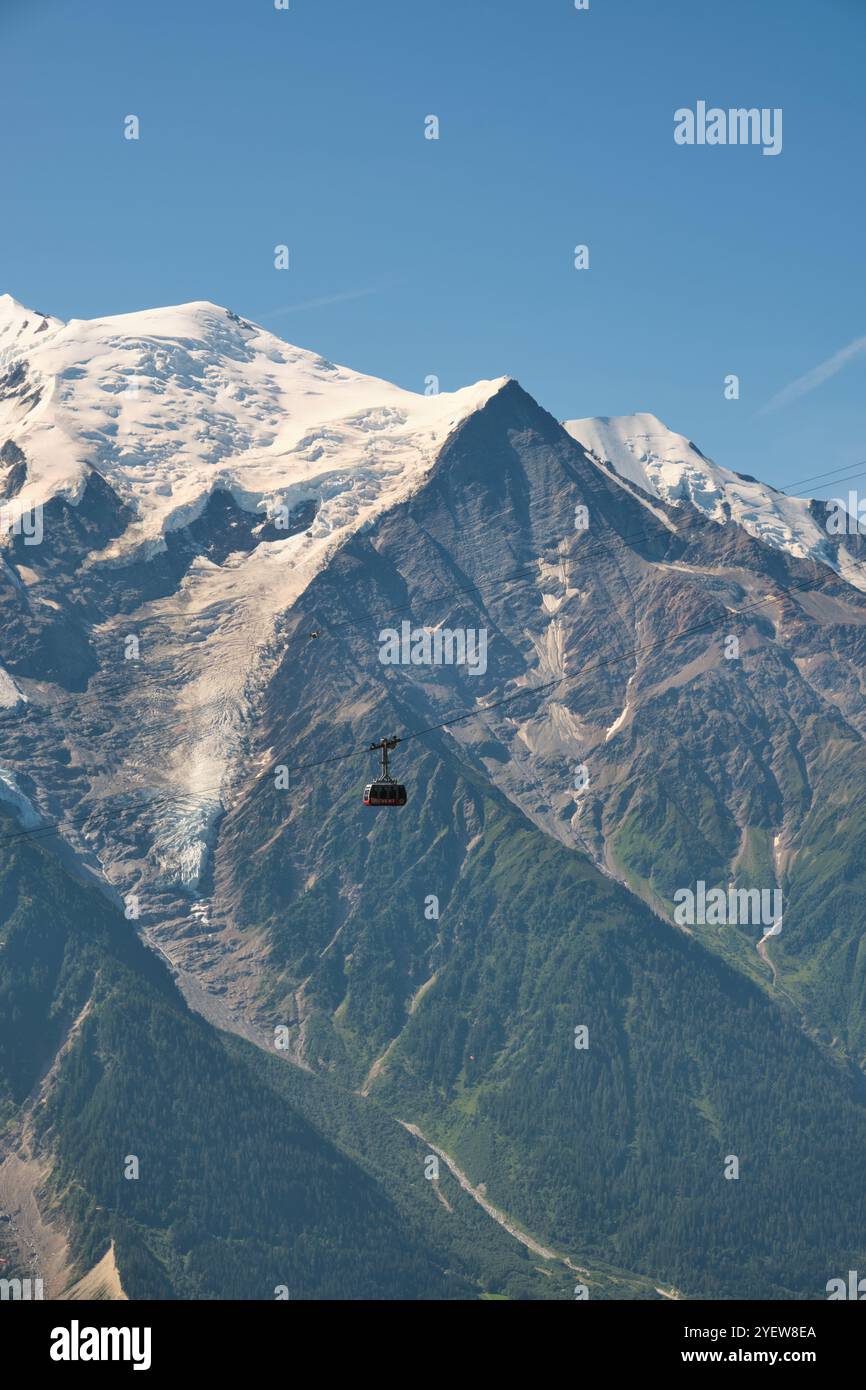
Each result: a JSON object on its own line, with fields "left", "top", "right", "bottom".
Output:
{"left": 364, "top": 736, "right": 407, "bottom": 807}
{"left": 363, "top": 778, "right": 407, "bottom": 808}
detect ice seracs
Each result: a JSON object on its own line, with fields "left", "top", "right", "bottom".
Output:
{"left": 0, "top": 296, "right": 508, "bottom": 558}
{"left": 563, "top": 412, "right": 866, "bottom": 592}
{"left": 0, "top": 294, "right": 510, "bottom": 892}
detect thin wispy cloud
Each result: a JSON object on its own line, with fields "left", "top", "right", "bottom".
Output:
{"left": 260, "top": 280, "right": 404, "bottom": 321}
{"left": 760, "top": 334, "right": 866, "bottom": 415}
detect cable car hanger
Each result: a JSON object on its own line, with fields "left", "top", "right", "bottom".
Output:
{"left": 363, "top": 735, "right": 407, "bottom": 807}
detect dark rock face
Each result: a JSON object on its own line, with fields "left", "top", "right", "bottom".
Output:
{"left": 3, "top": 375, "right": 866, "bottom": 1299}
{"left": 0, "top": 440, "right": 28, "bottom": 497}
{"left": 192, "top": 381, "right": 866, "bottom": 1297}
{"left": 218, "top": 381, "right": 863, "bottom": 1004}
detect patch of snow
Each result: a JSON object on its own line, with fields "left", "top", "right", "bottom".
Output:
{"left": 760, "top": 913, "right": 783, "bottom": 942}
{"left": 0, "top": 765, "right": 42, "bottom": 828}
{"left": 605, "top": 674, "right": 636, "bottom": 741}
{"left": 0, "top": 664, "right": 25, "bottom": 708}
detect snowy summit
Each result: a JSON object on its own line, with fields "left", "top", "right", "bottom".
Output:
{"left": 563, "top": 412, "right": 866, "bottom": 591}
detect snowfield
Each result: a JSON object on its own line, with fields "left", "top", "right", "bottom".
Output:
{"left": 0, "top": 293, "right": 506, "bottom": 560}
{"left": 563, "top": 412, "right": 866, "bottom": 591}
{"left": 0, "top": 294, "right": 508, "bottom": 890}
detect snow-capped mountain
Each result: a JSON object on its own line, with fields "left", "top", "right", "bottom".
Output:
{"left": 4, "top": 297, "right": 866, "bottom": 1307}
{"left": 0, "top": 293, "right": 504, "bottom": 560}
{"left": 0, "top": 295, "right": 506, "bottom": 890}
{"left": 2, "top": 293, "right": 866, "bottom": 1012}
{"left": 563, "top": 412, "right": 866, "bottom": 591}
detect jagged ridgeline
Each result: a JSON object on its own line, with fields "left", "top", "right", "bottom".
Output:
{"left": 2, "top": 297, "right": 866, "bottom": 1299}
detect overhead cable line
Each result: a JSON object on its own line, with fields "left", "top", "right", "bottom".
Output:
{"left": 0, "top": 560, "right": 854, "bottom": 851}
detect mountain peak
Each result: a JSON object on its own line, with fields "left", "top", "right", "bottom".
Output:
{"left": 0, "top": 292, "right": 63, "bottom": 348}
{"left": 564, "top": 412, "right": 702, "bottom": 487}
{"left": 564, "top": 411, "right": 866, "bottom": 590}
{"left": 0, "top": 291, "right": 30, "bottom": 316}
{"left": 0, "top": 296, "right": 509, "bottom": 571}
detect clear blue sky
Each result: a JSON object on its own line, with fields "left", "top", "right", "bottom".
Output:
{"left": 2, "top": 0, "right": 863, "bottom": 489}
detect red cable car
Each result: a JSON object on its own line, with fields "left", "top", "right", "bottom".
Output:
{"left": 363, "top": 736, "right": 407, "bottom": 807}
